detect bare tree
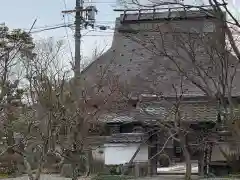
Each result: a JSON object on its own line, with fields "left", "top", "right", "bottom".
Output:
{"left": 7, "top": 37, "right": 127, "bottom": 180}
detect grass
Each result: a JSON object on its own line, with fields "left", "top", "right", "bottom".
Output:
{"left": 91, "top": 174, "right": 134, "bottom": 180}
{"left": 0, "top": 173, "right": 8, "bottom": 179}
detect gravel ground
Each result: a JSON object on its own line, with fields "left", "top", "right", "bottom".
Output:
{"left": 0, "top": 174, "right": 239, "bottom": 180}
{"left": 157, "top": 162, "right": 198, "bottom": 174}
{"left": 0, "top": 174, "right": 91, "bottom": 180}
{"left": 138, "top": 176, "right": 239, "bottom": 180}
{"left": 0, "top": 174, "right": 69, "bottom": 180}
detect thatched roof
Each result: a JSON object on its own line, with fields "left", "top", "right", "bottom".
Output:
{"left": 81, "top": 10, "right": 240, "bottom": 123}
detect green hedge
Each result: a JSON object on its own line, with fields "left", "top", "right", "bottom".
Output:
{"left": 92, "top": 174, "right": 133, "bottom": 180}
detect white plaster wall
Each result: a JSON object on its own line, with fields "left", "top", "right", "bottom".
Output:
{"left": 104, "top": 143, "right": 148, "bottom": 165}
{"left": 211, "top": 143, "right": 229, "bottom": 161}
{"left": 211, "top": 143, "right": 240, "bottom": 162}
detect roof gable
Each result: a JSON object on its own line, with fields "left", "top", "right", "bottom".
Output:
{"left": 82, "top": 10, "right": 240, "bottom": 98}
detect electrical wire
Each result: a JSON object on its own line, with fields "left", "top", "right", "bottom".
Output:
{"left": 63, "top": 17, "right": 74, "bottom": 62}
{"left": 22, "top": 18, "right": 115, "bottom": 33}
{"left": 95, "top": 21, "right": 115, "bottom": 24}
{"left": 30, "top": 24, "right": 73, "bottom": 33}
{"left": 23, "top": 22, "right": 74, "bottom": 33}
{"left": 62, "top": 0, "right": 72, "bottom": 23}
{"left": 31, "top": 26, "right": 207, "bottom": 37}
{"left": 83, "top": 34, "right": 113, "bottom": 36}
{"left": 29, "top": 24, "right": 115, "bottom": 36}
{"left": 84, "top": 0, "right": 119, "bottom": 3}
{"left": 22, "top": 3, "right": 115, "bottom": 35}
{"left": 25, "top": 22, "right": 74, "bottom": 30}
{"left": 62, "top": 0, "right": 74, "bottom": 62}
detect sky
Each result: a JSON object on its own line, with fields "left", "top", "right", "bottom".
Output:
{"left": 0, "top": 0, "right": 120, "bottom": 64}
{"left": 0, "top": 0, "right": 239, "bottom": 65}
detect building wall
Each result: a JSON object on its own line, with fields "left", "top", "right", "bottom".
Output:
{"left": 104, "top": 143, "right": 148, "bottom": 165}
{"left": 211, "top": 142, "right": 240, "bottom": 162}
{"left": 211, "top": 144, "right": 226, "bottom": 162}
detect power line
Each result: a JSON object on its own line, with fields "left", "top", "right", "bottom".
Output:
{"left": 62, "top": 0, "right": 74, "bottom": 62}
{"left": 24, "top": 4, "right": 114, "bottom": 35}
{"left": 31, "top": 23, "right": 72, "bottom": 30}
{"left": 62, "top": 0, "right": 73, "bottom": 23}
{"left": 82, "top": 34, "right": 113, "bottom": 36}
{"left": 64, "top": 18, "right": 74, "bottom": 63}
{"left": 28, "top": 23, "right": 114, "bottom": 34}
{"left": 94, "top": 30, "right": 114, "bottom": 32}
{"left": 32, "top": 26, "right": 211, "bottom": 36}
{"left": 23, "top": 22, "right": 73, "bottom": 32}
{"left": 30, "top": 24, "right": 73, "bottom": 33}
{"left": 95, "top": 21, "right": 115, "bottom": 24}
{"left": 85, "top": 1, "right": 117, "bottom": 4}
{"left": 62, "top": 0, "right": 68, "bottom": 10}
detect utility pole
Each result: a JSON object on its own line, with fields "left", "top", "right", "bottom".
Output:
{"left": 62, "top": 1, "right": 97, "bottom": 78}
{"left": 74, "top": 0, "right": 83, "bottom": 79}
{"left": 61, "top": 3, "right": 107, "bottom": 179}
{"left": 61, "top": 0, "right": 98, "bottom": 172}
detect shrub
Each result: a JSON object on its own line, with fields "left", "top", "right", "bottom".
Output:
{"left": 92, "top": 175, "right": 132, "bottom": 180}
{"left": 109, "top": 166, "right": 121, "bottom": 175}
{"left": 159, "top": 154, "right": 171, "bottom": 167}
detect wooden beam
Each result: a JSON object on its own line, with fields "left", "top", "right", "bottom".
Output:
{"left": 113, "top": 3, "right": 227, "bottom": 12}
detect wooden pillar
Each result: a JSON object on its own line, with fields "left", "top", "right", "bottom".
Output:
{"left": 135, "top": 162, "right": 140, "bottom": 177}
{"left": 86, "top": 150, "right": 93, "bottom": 175}
{"left": 148, "top": 128, "right": 158, "bottom": 176}
{"left": 198, "top": 151, "right": 204, "bottom": 176}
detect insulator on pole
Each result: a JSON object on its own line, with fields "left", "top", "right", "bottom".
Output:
{"left": 86, "top": 6, "right": 98, "bottom": 21}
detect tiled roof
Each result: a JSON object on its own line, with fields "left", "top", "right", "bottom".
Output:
{"left": 81, "top": 11, "right": 239, "bottom": 97}
{"left": 83, "top": 133, "right": 146, "bottom": 146}
{"left": 106, "top": 133, "right": 146, "bottom": 143}
{"left": 99, "top": 114, "right": 137, "bottom": 123}
{"left": 134, "top": 100, "right": 218, "bottom": 122}
{"left": 99, "top": 96, "right": 218, "bottom": 124}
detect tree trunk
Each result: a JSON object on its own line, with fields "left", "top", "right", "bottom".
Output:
{"left": 179, "top": 132, "right": 192, "bottom": 180}
{"left": 7, "top": 131, "right": 14, "bottom": 146}
{"left": 35, "top": 162, "right": 43, "bottom": 180}
{"left": 6, "top": 126, "right": 14, "bottom": 146}
{"left": 34, "top": 143, "right": 46, "bottom": 180}
{"left": 24, "top": 157, "right": 34, "bottom": 180}
{"left": 85, "top": 150, "right": 92, "bottom": 176}
{"left": 184, "top": 150, "right": 192, "bottom": 180}
{"left": 72, "top": 163, "right": 78, "bottom": 180}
